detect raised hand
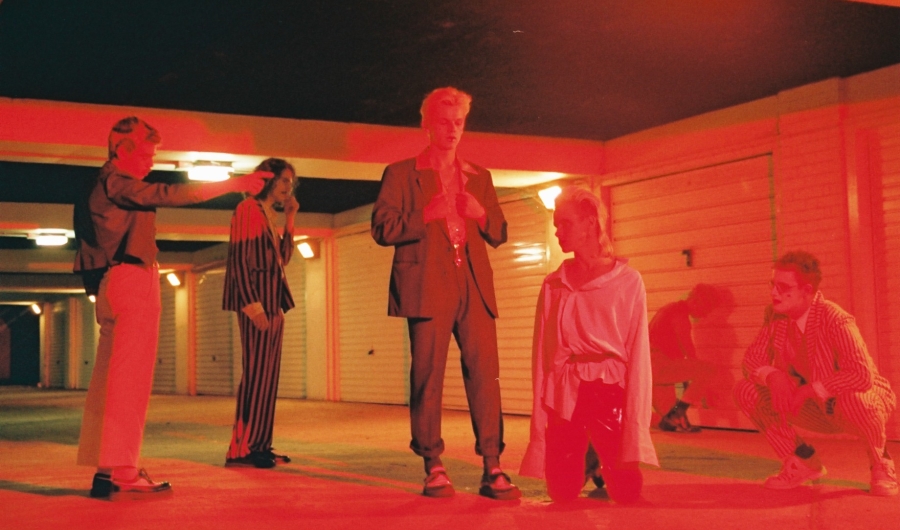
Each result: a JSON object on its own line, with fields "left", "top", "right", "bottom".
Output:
{"left": 456, "top": 191, "right": 486, "bottom": 220}
{"left": 423, "top": 192, "right": 452, "bottom": 223}
{"left": 283, "top": 195, "right": 300, "bottom": 218}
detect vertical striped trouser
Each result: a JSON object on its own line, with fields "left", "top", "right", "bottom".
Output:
{"left": 734, "top": 378, "right": 893, "bottom": 464}
{"left": 227, "top": 310, "right": 285, "bottom": 459}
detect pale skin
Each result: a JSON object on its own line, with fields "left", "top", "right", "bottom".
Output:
{"left": 765, "top": 269, "right": 818, "bottom": 417}
{"left": 249, "top": 168, "right": 299, "bottom": 331}
{"left": 420, "top": 104, "right": 487, "bottom": 229}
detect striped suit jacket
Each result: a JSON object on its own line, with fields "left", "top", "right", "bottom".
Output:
{"left": 742, "top": 291, "right": 895, "bottom": 407}
{"left": 222, "top": 198, "right": 295, "bottom": 316}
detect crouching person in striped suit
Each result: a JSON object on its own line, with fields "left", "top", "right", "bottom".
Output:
{"left": 223, "top": 158, "right": 298, "bottom": 469}
{"left": 734, "top": 251, "right": 898, "bottom": 495}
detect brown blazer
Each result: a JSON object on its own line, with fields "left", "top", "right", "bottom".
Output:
{"left": 74, "top": 161, "right": 206, "bottom": 272}
{"left": 371, "top": 150, "right": 507, "bottom": 319}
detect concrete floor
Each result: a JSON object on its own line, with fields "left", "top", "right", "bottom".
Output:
{"left": 1, "top": 387, "right": 898, "bottom": 530}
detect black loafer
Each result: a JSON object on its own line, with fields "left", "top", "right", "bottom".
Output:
{"left": 225, "top": 451, "right": 276, "bottom": 469}
{"left": 90, "top": 473, "right": 113, "bottom": 498}
{"left": 265, "top": 449, "right": 291, "bottom": 464}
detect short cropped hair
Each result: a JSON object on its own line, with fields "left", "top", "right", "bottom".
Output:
{"left": 774, "top": 251, "right": 822, "bottom": 291}
{"left": 554, "top": 186, "right": 615, "bottom": 257}
{"left": 254, "top": 157, "right": 296, "bottom": 201}
{"left": 107, "top": 116, "right": 161, "bottom": 159}
{"left": 420, "top": 87, "right": 472, "bottom": 128}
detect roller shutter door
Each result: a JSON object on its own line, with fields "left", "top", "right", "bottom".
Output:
{"left": 279, "top": 256, "right": 307, "bottom": 399}
{"left": 610, "top": 156, "right": 775, "bottom": 429}
{"left": 47, "top": 301, "right": 68, "bottom": 388}
{"left": 153, "top": 280, "right": 177, "bottom": 394}
{"left": 194, "top": 269, "right": 236, "bottom": 395}
{"left": 336, "top": 229, "right": 408, "bottom": 404}
{"left": 78, "top": 295, "right": 97, "bottom": 390}
{"left": 871, "top": 122, "right": 900, "bottom": 438}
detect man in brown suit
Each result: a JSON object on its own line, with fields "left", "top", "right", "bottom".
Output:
{"left": 371, "top": 87, "right": 519, "bottom": 500}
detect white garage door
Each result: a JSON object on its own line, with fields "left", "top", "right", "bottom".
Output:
{"left": 871, "top": 122, "right": 900, "bottom": 439}
{"left": 336, "top": 229, "right": 408, "bottom": 404}
{"left": 153, "top": 280, "right": 177, "bottom": 394}
{"left": 194, "top": 269, "right": 236, "bottom": 395}
{"left": 610, "top": 155, "right": 775, "bottom": 429}
{"left": 279, "top": 256, "right": 307, "bottom": 399}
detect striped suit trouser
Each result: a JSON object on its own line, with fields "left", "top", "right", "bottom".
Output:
{"left": 734, "top": 378, "right": 893, "bottom": 465}
{"left": 227, "top": 310, "right": 286, "bottom": 459}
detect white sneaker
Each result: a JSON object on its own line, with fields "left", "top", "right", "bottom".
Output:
{"left": 870, "top": 458, "right": 899, "bottom": 496}
{"left": 764, "top": 455, "right": 826, "bottom": 489}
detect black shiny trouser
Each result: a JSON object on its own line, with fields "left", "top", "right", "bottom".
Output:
{"left": 545, "top": 380, "right": 642, "bottom": 503}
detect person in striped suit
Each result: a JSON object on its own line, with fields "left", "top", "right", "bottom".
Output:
{"left": 222, "top": 158, "right": 298, "bottom": 469}
{"left": 734, "top": 251, "right": 898, "bottom": 495}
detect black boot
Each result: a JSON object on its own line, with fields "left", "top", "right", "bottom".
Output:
{"left": 659, "top": 400, "right": 701, "bottom": 433}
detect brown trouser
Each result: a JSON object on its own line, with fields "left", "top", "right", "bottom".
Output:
{"left": 407, "top": 257, "right": 504, "bottom": 460}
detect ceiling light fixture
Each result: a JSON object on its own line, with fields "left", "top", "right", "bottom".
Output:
{"left": 296, "top": 238, "right": 320, "bottom": 259}
{"left": 186, "top": 161, "right": 233, "bottom": 182}
{"left": 29, "top": 229, "right": 74, "bottom": 247}
{"left": 538, "top": 185, "right": 562, "bottom": 210}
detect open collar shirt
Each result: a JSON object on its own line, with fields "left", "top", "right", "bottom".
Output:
{"left": 520, "top": 258, "right": 659, "bottom": 478}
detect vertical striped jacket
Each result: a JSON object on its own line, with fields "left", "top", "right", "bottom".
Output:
{"left": 742, "top": 291, "right": 894, "bottom": 407}
{"left": 222, "top": 198, "right": 295, "bottom": 316}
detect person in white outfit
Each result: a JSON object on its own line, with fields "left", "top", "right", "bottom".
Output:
{"left": 519, "top": 186, "right": 658, "bottom": 503}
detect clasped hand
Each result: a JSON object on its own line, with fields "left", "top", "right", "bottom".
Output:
{"left": 767, "top": 371, "right": 816, "bottom": 416}
{"left": 250, "top": 311, "right": 270, "bottom": 331}
{"left": 423, "top": 192, "right": 485, "bottom": 223}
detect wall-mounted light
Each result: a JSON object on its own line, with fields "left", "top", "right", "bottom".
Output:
{"left": 165, "top": 272, "right": 183, "bottom": 287}
{"left": 29, "top": 229, "right": 74, "bottom": 247}
{"left": 30, "top": 303, "right": 42, "bottom": 315}
{"left": 538, "top": 185, "right": 562, "bottom": 210}
{"left": 88, "top": 295, "right": 97, "bottom": 303}
{"left": 183, "top": 161, "right": 233, "bottom": 182}
{"left": 295, "top": 237, "right": 320, "bottom": 259}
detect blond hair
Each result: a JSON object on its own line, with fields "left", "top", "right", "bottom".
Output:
{"left": 420, "top": 87, "right": 472, "bottom": 128}
{"left": 555, "top": 186, "right": 614, "bottom": 257}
